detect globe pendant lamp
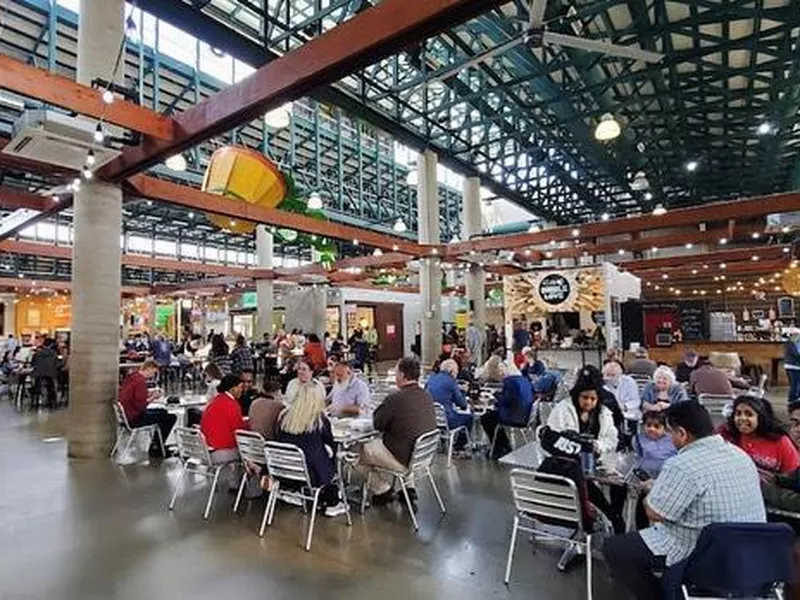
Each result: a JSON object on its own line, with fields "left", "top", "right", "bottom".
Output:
{"left": 594, "top": 113, "right": 621, "bottom": 141}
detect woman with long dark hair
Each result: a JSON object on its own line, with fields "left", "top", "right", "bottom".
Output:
{"left": 720, "top": 395, "right": 800, "bottom": 478}
{"left": 209, "top": 333, "right": 232, "bottom": 375}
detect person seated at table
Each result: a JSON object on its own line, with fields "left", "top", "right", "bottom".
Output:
{"left": 689, "top": 359, "right": 734, "bottom": 397}
{"left": 203, "top": 362, "right": 223, "bottom": 401}
{"left": 285, "top": 358, "right": 326, "bottom": 408}
{"left": 276, "top": 378, "right": 347, "bottom": 517}
{"left": 675, "top": 348, "right": 700, "bottom": 383}
{"left": 547, "top": 368, "right": 624, "bottom": 532}
{"left": 603, "top": 402, "right": 766, "bottom": 600}
{"left": 327, "top": 362, "right": 370, "bottom": 417}
{"left": 476, "top": 354, "right": 506, "bottom": 384}
{"left": 627, "top": 347, "right": 657, "bottom": 378}
{"left": 303, "top": 333, "right": 327, "bottom": 373}
{"left": 358, "top": 356, "right": 437, "bottom": 508}
{"left": 237, "top": 368, "right": 258, "bottom": 414}
{"left": 718, "top": 395, "right": 800, "bottom": 478}
{"left": 761, "top": 401, "right": 800, "bottom": 514}
{"left": 426, "top": 359, "right": 473, "bottom": 452}
{"left": 248, "top": 380, "right": 284, "bottom": 440}
{"left": 119, "top": 359, "right": 176, "bottom": 458}
{"left": 634, "top": 411, "right": 677, "bottom": 478}
{"left": 481, "top": 363, "right": 533, "bottom": 459}
{"left": 230, "top": 334, "right": 254, "bottom": 375}
{"left": 603, "top": 360, "right": 641, "bottom": 421}
{"left": 641, "top": 366, "right": 688, "bottom": 413}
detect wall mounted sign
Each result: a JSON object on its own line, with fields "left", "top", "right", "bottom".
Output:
{"left": 539, "top": 274, "right": 571, "bottom": 305}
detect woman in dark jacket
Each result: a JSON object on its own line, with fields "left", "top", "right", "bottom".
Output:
{"left": 276, "top": 380, "right": 346, "bottom": 517}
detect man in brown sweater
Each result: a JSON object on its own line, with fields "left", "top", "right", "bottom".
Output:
{"left": 359, "top": 356, "right": 437, "bottom": 505}
{"left": 689, "top": 361, "right": 734, "bottom": 397}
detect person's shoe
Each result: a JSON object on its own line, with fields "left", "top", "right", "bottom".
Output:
{"left": 370, "top": 489, "right": 396, "bottom": 507}
{"left": 148, "top": 447, "right": 174, "bottom": 459}
{"left": 324, "top": 502, "right": 347, "bottom": 517}
{"left": 405, "top": 487, "right": 418, "bottom": 502}
{"left": 278, "top": 491, "right": 304, "bottom": 506}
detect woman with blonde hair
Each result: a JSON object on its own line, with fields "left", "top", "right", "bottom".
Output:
{"left": 276, "top": 381, "right": 346, "bottom": 516}
{"left": 477, "top": 354, "right": 506, "bottom": 383}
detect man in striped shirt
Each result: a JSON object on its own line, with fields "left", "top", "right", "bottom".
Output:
{"left": 603, "top": 401, "right": 765, "bottom": 599}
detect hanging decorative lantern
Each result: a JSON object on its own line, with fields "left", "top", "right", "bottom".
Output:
{"left": 201, "top": 146, "right": 288, "bottom": 235}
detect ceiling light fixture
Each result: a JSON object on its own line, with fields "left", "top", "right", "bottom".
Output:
{"left": 685, "top": 243, "right": 693, "bottom": 249}
{"left": 393, "top": 218, "right": 407, "bottom": 233}
{"left": 165, "top": 154, "right": 187, "bottom": 172}
{"left": 617, "top": 249, "right": 625, "bottom": 255}
{"left": 594, "top": 113, "right": 621, "bottom": 141}
{"left": 652, "top": 204, "right": 667, "bottom": 216}
{"left": 571, "top": 228, "right": 580, "bottom": 238}
{"left": 373, "top": 248, "right": 383, "bottom": 256}
{"left": 685, "top": 160, "right": 699, "bottom": 172}
{"left": 644, "top": 192, "right": 653, "bottom": 201}
{"left": 719, "top": 238, "right": 728, "bottom": 245}
{"left": 752, "top": 232, "right": 761, "bottom": 239}
{"left": 528, "top": 223, "right": 540, "bottom": 233}
{"left": 263, "top": 102, "right": 293, "bottom": 129}
{"left": 93, "top": 123, "right": 105, "bottom": 143}
{"left": 601, "top": 213, "right": 610, "bottom": 221}
{"left": 757, "top": 122, "right": 772, "bottom": 135}
{"left": 85, "top": 149, "right": 96, "bottom": 167}
{"left": 306, "top": 191, "right": 323, "bottom": 210}
{"left": 101, "top": 89, "right": 114, "bottom": 105}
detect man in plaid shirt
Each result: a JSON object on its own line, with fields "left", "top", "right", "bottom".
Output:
{"left": 603, "top": 401, "right": 765, "bottom": 599}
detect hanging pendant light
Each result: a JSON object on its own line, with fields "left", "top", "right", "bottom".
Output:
{"left": 594, "top": 113, "right": 621, "bottom": 141}
{"left": 264, "top": 102, "right": 293, "bottom": 129}
{"left": 393, "top": 218, "right": 407, "bottom": 233}
{"left": 307, "top": 191, "right": 323, "bottom": 210}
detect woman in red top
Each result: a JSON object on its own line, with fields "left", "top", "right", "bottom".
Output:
{"left": 303, "top": 334, "right": 327, "bottom": 372}
{"left": 720, "top": 395, "right": 800, "bottom": 479}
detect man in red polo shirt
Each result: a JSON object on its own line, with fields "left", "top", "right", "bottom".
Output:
{"left": 119, "top": 359, "right": 176, "bottom": 458}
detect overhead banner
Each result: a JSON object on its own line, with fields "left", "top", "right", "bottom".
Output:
{"left": 504, "top": 268, "right": 605, "bottom": 315}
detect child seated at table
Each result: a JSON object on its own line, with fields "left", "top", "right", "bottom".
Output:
{"left": 633, "top": 411, "right": 677, "bottom": 479}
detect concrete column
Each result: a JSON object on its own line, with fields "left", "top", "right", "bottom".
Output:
{"left": 67, "top": 0, "right": 124, "bottom": 459}
{"left": 283, "top": 287, "right": 326, "bottom": 338}
{"left": 255, "top": 225, "right": 274, "bottom": 337}
{"left": 417, "top": 150, "right": 442, "bottom": 366}
{"left": 462, "top": 176, "right": 486, "bottom": 364}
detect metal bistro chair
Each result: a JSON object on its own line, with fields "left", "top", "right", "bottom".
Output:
{"left": 233, "top": 430, "right": 267, "bottom": 515}
{"left": 631, "top": 374, "right": 652, "bottom": 395}
{"left": 110, "top": 402, "right": 164, "bottom": 462}
{"left": 261, "top": 441, "right": 352, "bottom": 551}
{"left": 434, "top": 402, "right": 471, "bottom": 469}
{"left": 490, "top": 406, "right": 537, "bottom": 458}
{"left": 504, "top": 469, "right": 594, "bottom": 600}
{"left": 361, "top": 429, "right": 446, "bottom": 531}
{"left": 168, "top": 427, "right": 223, "bottom": 520}
{"left": 697, "top": 394, "right": 735, "bottom": 426}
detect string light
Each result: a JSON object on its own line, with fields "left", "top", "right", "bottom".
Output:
{"left": 93, "top": 123, "right": 105, "bottom": 143}
{"left": 101, "top": 89, "right": 114, "bottom": 105}
{"left": 85, "top": 149, "right": 96, "bottom": 167}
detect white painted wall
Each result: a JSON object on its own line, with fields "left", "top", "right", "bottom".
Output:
{"left": 603, "top": 263, "right": 642, "bottom": 349}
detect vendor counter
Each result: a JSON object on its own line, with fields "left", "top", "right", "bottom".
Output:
{"left": 645, "top": 342, "right": 787, "bottom": 386}
{"left": 535, "top": 347, "right": 606, "bottom": 372}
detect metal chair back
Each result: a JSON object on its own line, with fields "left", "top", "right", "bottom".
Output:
{"left": 408, "top": 430, "right": 441, "bottom": 473}
{"left": 114, "top": 402, "right": 132, "bottom": 431}
{"left": 264, "top": 441, "right": 312, "bottom": 487}
{"left": 509, "top": 468, "right": 583, "bottom": 531}
{"left": 174, "top": 426, "right": 214, "bottom": 467}
{"left": 235, "top": 430, "right": 267, "bottom": 467}
{"left": 698, "top": 393, "right": 735, "bottom": 424}
{"left": 433, "top": 403, "right": 449, "bottom": 431}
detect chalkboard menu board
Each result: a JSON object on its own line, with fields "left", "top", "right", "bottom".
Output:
{"left": 678, "top": 301, "right": 707, "bottom": 341}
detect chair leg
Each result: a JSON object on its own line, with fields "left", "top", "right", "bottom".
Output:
{"left": 260, "top": 481, "right": 279, "bottom": 537}
{"left": 585, "top": 534, "right": 593, "bottom": 600}
{"left": 304, "top": 488, "right": 321, "bottom": 551}
{"left": 426, "top": 466, "right": 446, "bottom": 514}
{"left": 121, "top": 430, "right": 136, "bottom": 460}
{"left": 490, "top": 426, "right": 500, "bottom": 458}
{"left": 203, "top": 468, "right": 221, "bottom": 520}
{"left": 109, "top": 429, "right": 121, "bottom": 458}
{"left": 168, "top": 465, "right": 186, "bottom": 510}
{"left": 504, "top": 515, "right": 520, "bottom": 584}
{"left": 360, "top": 472, "right": 371, "bottom": 514}
{"left": 154, "top": 427, "right": 165, "bottom": 455}
{"left": 447, "top": 433, "right": 455, "bottom": 469}
{"left": 266, "top": 481, "right": 281, "bottom": 527}
{"left": 398, "top": 476, "right": 419, "bottom": 531}
{"left": 233, "top": 471, "right": 248, "bottom": 513}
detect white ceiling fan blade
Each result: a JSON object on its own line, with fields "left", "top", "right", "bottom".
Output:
{"left": 528, "top": 0, "right": 547, "bottom": 29}
{"left": 543, "top": 31, "right": 663, "bottom": 63}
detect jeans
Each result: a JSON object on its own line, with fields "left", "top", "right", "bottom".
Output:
{"left": 448, "top": 411, "right": 474, "bottom": 450}
{"left": 788, "top": 369, "right": 800, "bottom": 402}
{"left": 603, "top": 532, "right": 667, "bottom": 600}
{"left": 131, "top": 408, "right": 176, "bottom": 453}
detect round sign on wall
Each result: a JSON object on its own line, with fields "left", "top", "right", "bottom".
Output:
{"left": 538, "top": 273, "right": 571, "bottom": 305}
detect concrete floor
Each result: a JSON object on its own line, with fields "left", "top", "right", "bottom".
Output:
{"left": 0, "top": 402, "right": 618, "bottom": 600}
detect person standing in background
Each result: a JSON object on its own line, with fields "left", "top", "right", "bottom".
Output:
{"left": 466, "top": 320, "right": 482, "bottom": 366}
{"left": 784, "top": 328, "right": 800, "bottom": 402}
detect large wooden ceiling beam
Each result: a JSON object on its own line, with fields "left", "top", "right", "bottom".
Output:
{"left": 0, "top": 55, "right": 175, "bottom": 140}
{"left": 0, "top": 187, "right": 52, "bottom": 212}
{"left": 101, "top": 0, "right": 502, "bottom": 181}
{"left": 446, "top": 191, "right": 800, "bottom": 257}
{"left": 0, "top": 276, "right": 149, "bottom": 296}
{"left": 636, "top": 259, "right": 788, "bottom": 281}
{"left": 126, "top": 174, "right": 421, "bottom": 254}
{"left": 619, "top": 246, "right": 788, "bottom": 271}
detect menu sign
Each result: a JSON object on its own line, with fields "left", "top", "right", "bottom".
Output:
{"left": 678, "top": 300, "right": 707, "bottom": 341}
{"left": 539, "top": 274, "right": 571, "bottom": 305}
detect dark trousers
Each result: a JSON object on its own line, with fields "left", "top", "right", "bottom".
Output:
{"left": 131, "top": 408, "right": 176, "bottom": 452}
{"left": 481, "top": 410, "right": 523, "bottom": 457}
{"left": 32, "top": 376, "right": 56, "bottom": 408}
{"left": 789, "top": 369, "right": 800, "bottom": 402}
{"left": 603, "top": 532, "right": 667, "bottom": 600}
{"left": 587, "top": 481, "right": 628, "bottom": 534}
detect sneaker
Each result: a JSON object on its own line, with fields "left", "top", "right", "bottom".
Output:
{"left": 324, "top": 502, "right": 347, "bottom": 517}
{"left": 278, "top": 491, "right": 304, "bottom": 506}
{"left": 370, "top": 489, "right": 396, "bottom": 507}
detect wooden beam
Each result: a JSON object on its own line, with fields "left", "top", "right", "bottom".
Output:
{"left": 0, "top": 276, "right": 149, "bottom": 296}
{"left": 445, "top": 191, "right": 800, "bottom": 257}
{"left": 620, "top": 246, "right": 788, "bottom": 271}
{"left": 0, "top": 55, "right": 175, "bottom": 140}
{"left": 100, "top": 0, "right": 502, "bottom": 180}
{"left": 126, "top": 174, "right": 422, "bottom": 254}
{"left": 0, "top": 187, "right": 51, "bottom": 212}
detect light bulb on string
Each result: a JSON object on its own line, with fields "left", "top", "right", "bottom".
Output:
{"left": 82, "top": 166, "right": 93, "bottom": 180}
{"left": 93, "top": 123, "right": 105, "bottom": 143}
{"left": 101, "top": 89, "right": 114, "bottom": 105}
{"left": 86, "top": 149, "right": 96, "bottom": 167}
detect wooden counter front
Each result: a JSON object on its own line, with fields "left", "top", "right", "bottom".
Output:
{"left": 645, "top": 342, "right": 786, "bottom": 386}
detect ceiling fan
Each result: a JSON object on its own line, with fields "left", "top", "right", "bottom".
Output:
{"left": 420, "top": 0, "right": 662, "bottom": 88}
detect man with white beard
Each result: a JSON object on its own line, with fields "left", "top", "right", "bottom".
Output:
{"left": 327, "top": 362, "right": 370, "bottom": 417}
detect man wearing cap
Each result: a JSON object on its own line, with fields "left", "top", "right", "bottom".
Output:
{"left": 675, "top": 348, "right": 699, "bottom": 384}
